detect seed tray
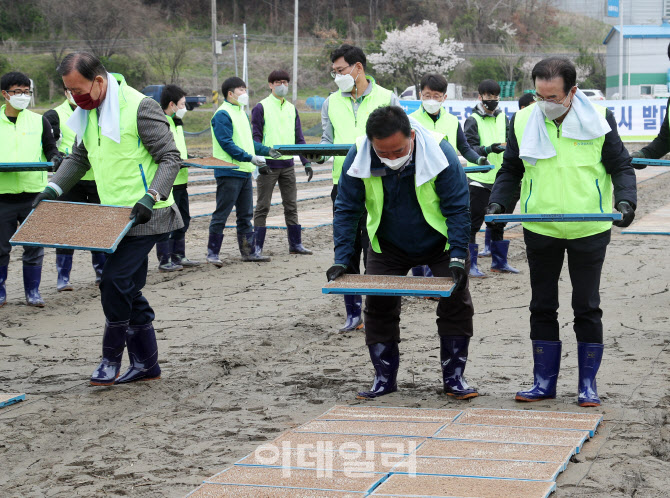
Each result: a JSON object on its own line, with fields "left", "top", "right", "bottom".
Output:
{"left": 186, "top": 483, "right": 365, "bottom": 497}
{"left": 462, "top": 165, "right": 494, "bottom": 173}
{"left": 0, "top": 162, "right": 54, "bottom": 172}
{"left": 182, "top": 157, "right": 239, "bottom": 169}
{"left": 270, "top": 431, "right": 426, "bottom": 455}
{"left": 273, "top": 144, "right": 353, "bottom": 156}
{"left": 323, "top": 274, "right": 455, "bottom": 298}
{"left": 317, "top": 406, "right": 462, "bottom": 424}
{"left": 622, "top": 201, "right": 670, "bottom": 235}
{"left": 485, "top": 213, "right": 623, "bottom": 223}
{"left": 10, "top": 201, "right": 133, "bottom": 253}
{"left": 631, "top": 158, "right": 670, "bottom": 167}
{"left": 0, "top": 393, "right": 25, "bottom": 408}
{"left": 296, "top": 420, "right": 445, "bottom": 438}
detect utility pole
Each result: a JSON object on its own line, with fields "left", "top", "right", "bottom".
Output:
{"left": 233, "top": 34, "right": 239, "bottom": 77}
{"left": 292, "top": 0, "right": 299, "bottom": 104}
{"left": 618, "top": 0, "right": 624, "bottom": 99}
{"left": 211, "top": 0, "right": 218, "bottom": 114}
{"left": 242, "top": 23, "right": 248, "bottom": 83}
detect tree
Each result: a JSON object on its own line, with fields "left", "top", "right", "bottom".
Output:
{"left": 145, "top": 32, "right": 190, "bottom": 84}
{"left": 368, "top": 20, "right": 463, "bottom": 89}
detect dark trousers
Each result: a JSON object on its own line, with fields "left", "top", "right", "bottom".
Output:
{"left": 254, "top": 166, "right": 298, "bottom": 227}
{"left": 363, "top": 240, "right": 475, "bottom": 345}
{"left": 209, "top": 176, "right": 253, "bottom": 235}
{"left": 0, "top": 195, "right": 43, "bottom": 267}
{"left": 469, "top": 184, "right": 521, "bottom": 243}
{"left": 99, "top": 234, "right": 161, "bottom": 325}
{"left": 524, "top": 228, "right": 610, "bottom": 344}
{"left": 169, "top": 186, "right": 190, "bottom": 241}
{"left": 56, "top": 180, "right": 104, "bottom": 257}
{"left": 332, "top": 184, "right": 369, "bottom": 274}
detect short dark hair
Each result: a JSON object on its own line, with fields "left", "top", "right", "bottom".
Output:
{"left": 667, "top": 41, "right": 670, "bottom": 60}
{"left": 518, "top": 92, "right": 535, "bottom": 109}
{"left": 478, "top": 79, "right": 500, "bottom": 96}
{"left": 161, "top": 84, "right": 187, "bottom": 109}
{"left": 1, "top": 71, "right": 30, "bottom": 92}
{"left": 531, "top": 57, "right": 576, "bottom": 94}
{"left": 222, "top": 77, "right": 246, "bottom": 100}
{"left": 330, "top": 44, "right": 366, "bottom": 70}
{"left": 420, "top": 73, "right": 448, "bottom": 93}
{"left": 268, "top": 69, "right": 290, "bottom": 83}
{"left": 366, "top": 106, "right": 411, "bottom": 140}
{"left": 57, "top": 52, "right": 107, "bottom": 81}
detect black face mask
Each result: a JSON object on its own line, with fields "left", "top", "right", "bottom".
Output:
{"left": 482, "top": 99, "right": 499, "bottom": 112}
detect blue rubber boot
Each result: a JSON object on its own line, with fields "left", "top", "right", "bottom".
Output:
{"left": 56, "top": 254, "right": 74, "bottom": 291}
{"left": 0, "top": 265, "right": 7, "bottom": 307}
{"left": 116, "top": 323, "right": 162, "bottom": 384}
{"left": 90, "top": 320, "right": 128, "bottom": 385}
{"left": 238, "top": 232, "right": 271, "bottom": 262}
{"left": 253, "top": 227, "right": 271, "bottom": 260}
{"left": 207, "top": 233, "right": 224, "bottom": 267}
{"left": 516, "top": 340, "right": 562, "bottom": 402}
{"left": 156, "top": 240, "right": 183, "bottom": 273}
{"left": 172, "top": 238, "right": 200, "bottom": 267}
{"left": 478, "top": 228, "right": 492, "bottom": 257}
{"left": 577, "top": 342, "right": 604, "bottom": 407}
{"left": 441, "top": 336, "right": 478, "bottom": 399}
{"left": 23, "top": 265, "right": 45, "bottom": 307}
{"left": 340, "top": 295, "right": 363, "bottom": 331}
{"left": 411, "top": 266, "right": 424, "bottom": 276}
{"left": 490, "top": 240, "right": 520, "bottom": 273}
{"left": 91, "top": 253, "right": 106, "bottom": 286}
{"left": 424, "top": 265, "right": 433, "bottom": 277}
{"left": 287, "top": 224, "right": 312, "bottom": 254}
{"left": 357, "top": 341, "right": 399, "bottom": 399}
{"left": 468, "top": 244, "right": 486, "bottom": 278}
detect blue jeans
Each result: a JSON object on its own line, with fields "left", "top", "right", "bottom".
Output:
{"left": 209, "top": 175, "right": 253, "bottom": 235}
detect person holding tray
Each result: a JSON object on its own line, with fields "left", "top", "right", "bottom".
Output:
{"left": 33, "top": 52, "right": 183, "bottom": 386}
{"left": 328, "top": 106, "right": 477, "bottom": 400}
{"left": 1, "top": 71, "right": 61, "bottom": 308}
{"left": 488, "top": 57, "right": 637, "bottom": 407}
{"left": 44, "top": 83, "right": 107, "bottom": 290}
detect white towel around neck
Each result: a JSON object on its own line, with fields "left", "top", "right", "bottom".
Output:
{"left": 66, "top": 72, "right": 121, "bottom": 144}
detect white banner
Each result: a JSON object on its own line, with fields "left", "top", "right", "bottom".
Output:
{"left": 398, "top": 99, "right": 667, "bottom": 139}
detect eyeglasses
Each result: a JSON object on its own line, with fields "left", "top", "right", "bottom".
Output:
{"left": 6, "top": 89, "right": 32, "bottom": 96}
{"left": 272, "top": 80, "right": 289, "bottom": 86}
{"left": 533, "top": 93, "right": 569, "bottom": 105}
{"left": 330, "top": 64, "right": 353, "bottom": 79}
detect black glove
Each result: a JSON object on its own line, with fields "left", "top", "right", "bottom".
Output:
{"left": 268, "top": 148, "right": 282, "bottom": 159}
{"left": 486, "top": 143, "right": 505, "bottom": 154}
{"left": 305, "top": 164, "right": 313, "bottom": 182}
{"left": 613, "top": 201, "right": 635, "bottom": 228}
{"left": 629, "top": 150, "right": 647, "bottom": 169}
{"left": 259, "top": 165, "right": 271, "bottom": 175}
{"left": 449, "top": 260, "right": 468, "bottom": 292}
{"left": 32, "top": 186, "right": 59, "bottom": 209}
{"left": 51, "top": 153, "right": 65, "bottom": 171}
{"left": 326, "top": 264, "right": 347, "bottom": 282}
{"left": 485, "top": 202, "right": 504, "bottom": 228}
{"left": 130, "top": 193, "right": 155, "bottom": 226}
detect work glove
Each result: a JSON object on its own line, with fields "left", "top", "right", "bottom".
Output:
{"left": 251, "top": 155, "right": 266, "bottom": 167}
{"left": 449, "top": 259, "right": 468, "bottom": 292}
{"left": 305, "top": 163, "right": 313, "bottom": 182}
{"left": 268, "top": 148, "right": 282, "bottom": 159}
{"left": 613, "top": 201, "right": 635, "bottom": 228}
{"left": 130, "top": 193, "right": 155, "bottom": 226}
{"left": 629, "top": 150, "right": 647, "bottom": 169}
{"left": 258, "top": 165, "right": 271, "bottom": 175}
{"left": 326, "top": 264, "right": 348, "bottom": 282}
{"left": 51, "top": 153, "right": 65, "bottom": 171}
{"left": 32, "top": 186, "right": 59, "bottom": 209}
{"left": 476, "top": 156, "right": 490, "bottom": 166}
{"left": 484, "top": 202, "right": 504, "bottom": 228}
{"left": 304, "top": 153, "right": 325, "bottom": 163}
{"left": 485, "top": 143, "right": 505, "bottom": 155}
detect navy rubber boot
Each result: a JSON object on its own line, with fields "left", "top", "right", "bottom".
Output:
{"left": 357, "top": 341, "right": 399, "bottom": 399}
{"left": 207, "top": 233, "right": 224, "bottom": 267}
{"left": 287, "top": 224, "right": 312, "bottom": 254}
{"left": 56, "top": 254, "right": 74, "bottom": 291}
{"left": 478, "top": 228, "right": 492, "bottom": 257}
{"left": 340, "top": 295, "right": 363, "bottom": 331}
{"left": 490, "top": 240, "right": 520, "bottom": 273}
{"left": 91, "top": 253, "right": 106, "bottom": 286}
{"left": 172, "top": 238, "right": 200, "bottom": 267}
{"left": 411, "top": 266, "right": 425, "bottom": 276}
{"left": 440, "top": 336, "right": 478, "bottom": 399}
{"left": 90, "top": 320, "right": 129, "bottom": 385}
{"left": 116, "top": 323, "right": 162, "bottom": 384}
{"left": 424, "top": 265, "right": 433, "bottom": 277}
{"left": 23, "top": 265, "right": 45, "bottom": 307}
{"left": 253, "top": 226, "right": 270, "bottom": 259}
{"left": 0, "top": 265, "right": 7, "bottom": 307}
{"left": 156, "top": 240, "right": 183, "bottom": 273}
{"left": 516, "top": 340, "right": 562, "bottom": 402}
{"left": 238, "top": 232, "right": 271, "bottom": 262}
{"left": 468, "top": 244, "right": 486, "bottom": 278}
{"left": 577, "top": 342, "right": 604, "bottom": 407}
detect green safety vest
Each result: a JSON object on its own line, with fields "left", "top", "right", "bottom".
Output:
{"left": 328, "top": 77, "right": 393, "bottom": 184}
{"left": 212, "top": 100, "right": 255, "bottom": 173}
{"left": 0, "top": 105, "right": 47, "bottom": 194}
{"left": 54, "top": 99, "right": 94, "bottom": 181}
{"left": 167, "top": 115, "right": 188, "bottom": 186}
{"left": 354, "top": 134, "right": 450, "bottom": 254}
{"left": 514, "top": 104, "right": 612, "bottom": 239}
{"left": 466, "top": 112, "right": 507, "bottom": 184}
{"left": 81, "top": 74, "right": 173, "bottom": 209}
{"left": 259, "top": 94, "right": 296, "bottom": 160}
{"left": 409, "top": 107, "right": 458, "bottom": 152}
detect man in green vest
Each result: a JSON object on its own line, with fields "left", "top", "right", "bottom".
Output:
{"left": 44, "top": 84, "right": 106, "bottom": 291}
{"left": 207, "top": 76, "right": 281, "bottom": 266}
{"left": 316, "top": 44, "right": 399, "bottom": 332}
{"left": 1, "top": 71, "right": 61, "bottom": 308}
{"left": 328, "top": 106, "right": 477, "bottom": 400}
{"left": 464, "top": 79, "right": 517, "bottom": 277}
{"left": 409, "top": 73, "right": 488, "bottom": 279}
{"left": 155, "top": 84, "right": 200, "bottom": 272}
{"left": 251, "top": 69, "right": 312, "bottom": 257}
{"left": 33, "top": 52, "right": 183, "bottom": 386}
{"left": 488, "top": 57, "right": 637, "bottom": 407}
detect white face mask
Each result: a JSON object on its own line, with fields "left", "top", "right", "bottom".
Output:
{"left": 274, "top": 84, "right": 289, "bottom": 98}
{"left": 422, "top": 99, "right": 443, "bottom": 114}
{"left": 175, "top": 106, "right": 187, "bottom": 119}
{"left": 7, "top": 94, "right": 31, "bottom": 110}
{"left": 236, "top": 92, "right": 249, "bottom": 106}
{"left": 374, "top": 141, "right": 413, "bottom": 170}
{"left": 66, "top": 91, "right": 76, "bottom": 106}
{"left": 334, "top": 73, "right": 356, "bottom": 92}
{"left": 536, "top": 92, "right": 572, "bottom": 121}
